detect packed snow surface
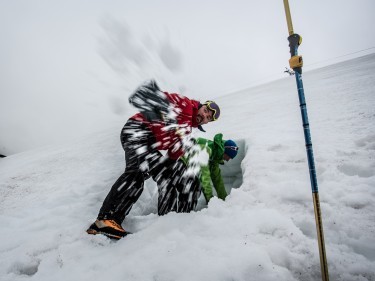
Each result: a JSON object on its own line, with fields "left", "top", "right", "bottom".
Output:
{"left": 1, "top": 54, "right": 375, "bottom": 280}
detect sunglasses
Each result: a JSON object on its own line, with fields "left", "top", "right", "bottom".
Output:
{"left": 204, "top": 101, "right": 220, "bottom": 121}
{"left": 225, "top": 146, "right": 239, "bottom": 151}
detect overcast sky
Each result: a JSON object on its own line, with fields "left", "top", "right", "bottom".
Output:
{"left": 1, "top": 0, "right": 375, "bottom": 155}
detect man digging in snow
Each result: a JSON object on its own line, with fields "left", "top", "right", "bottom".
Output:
{"left": 87, "top": 80, "right": 221, "bottom": 240}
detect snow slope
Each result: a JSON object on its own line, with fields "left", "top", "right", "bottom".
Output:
{"left": 1, "top": 54, "right": 375, "bottom": 281}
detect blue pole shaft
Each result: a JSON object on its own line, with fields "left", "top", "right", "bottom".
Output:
{"left": 294, "top": 70, "right": 319, "bottom": 193}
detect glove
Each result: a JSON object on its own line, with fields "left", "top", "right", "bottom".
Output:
{"left": 129, "top": 80, "right": 170, "bottom": 122}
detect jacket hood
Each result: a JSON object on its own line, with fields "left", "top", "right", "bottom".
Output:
{"left": 197, "top": 133, "right": 225, "bottom": 164}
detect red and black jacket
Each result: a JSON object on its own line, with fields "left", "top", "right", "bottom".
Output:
{"left": 130, "top": 92, "right": 200, "bottom": 160}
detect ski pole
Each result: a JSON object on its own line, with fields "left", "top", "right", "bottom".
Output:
{"left": 282, "top": 1, "right": 329, "bottom": 281}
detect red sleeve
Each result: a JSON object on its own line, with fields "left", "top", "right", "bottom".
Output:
{"left": 164, "top": 93, "right": 199, "bottom": 159}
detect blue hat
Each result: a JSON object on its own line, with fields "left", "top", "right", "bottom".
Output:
{"left": 224, "top": 140, "right": 238, "bottom": 159}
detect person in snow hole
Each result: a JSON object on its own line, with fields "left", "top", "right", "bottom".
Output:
{"left": 87, "top": 80, "right": 221, "bottom": 240}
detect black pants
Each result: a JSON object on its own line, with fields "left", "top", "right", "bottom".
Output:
{"left": 98, "top": 119, "right": 170, "bottom": 223}
{"left": 97, "top": 119, "right": 201, "bottom": 224}
{"left": 177, "top": 175, "right": 201, "bottom": 212}
{"left": 158, "top": 165, "right": 202, "bottom": 215}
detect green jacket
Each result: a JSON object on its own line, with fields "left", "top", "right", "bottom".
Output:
{"left": 195, "top": 133, "right": 227, "bottom": 202}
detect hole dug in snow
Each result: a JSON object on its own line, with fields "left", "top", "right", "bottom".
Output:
{"left": 134, "top": 139, "right": 247, "bottom": 213}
